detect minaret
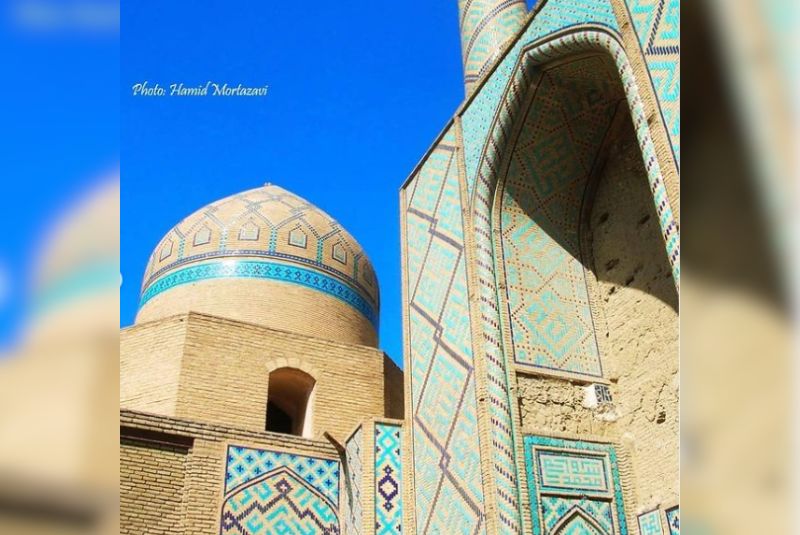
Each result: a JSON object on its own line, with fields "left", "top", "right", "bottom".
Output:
{"left": 458, "top": 0, "right": 528, "bottom": 94}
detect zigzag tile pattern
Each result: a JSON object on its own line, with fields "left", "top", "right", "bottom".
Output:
{"left": 458, "top": 0, "right": 529, "bottom": 93}
{"left": 343, "top": 428, "right": 363, "bottom": 535}
{"left": 403, "top": 126, "right": 487, "bottom": 535}
{"left": 541, "top": 496, "right": 614, "bottom": 534}
{"left": 499, "top": 55, "right": 623, "bottom": 377}
{"left": 624, "top": 0, "right": 680, "bottom": 167}
{"left": 374, "top": 423, "right": 403, "bottom": 534}
{"left": 221, "top": 446, "right": 340, "bottom": 535}
{"left": 524, "top": 435, "right": 628, "bottom": 535}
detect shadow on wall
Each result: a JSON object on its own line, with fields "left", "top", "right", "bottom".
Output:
{"left": 498, "top": 53, "right": 677, "bottom": 315}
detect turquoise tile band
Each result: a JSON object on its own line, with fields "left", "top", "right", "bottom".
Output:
{"left": 139, "top": 260, "right": 378, "bottom": 329}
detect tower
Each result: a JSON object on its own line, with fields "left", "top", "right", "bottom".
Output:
{"left": 457, "top": 0, "right": 528, "bottom": 94}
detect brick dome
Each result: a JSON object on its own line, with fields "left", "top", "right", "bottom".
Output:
{"left": 136, "top": 184, "right": 379, "bottom": 346}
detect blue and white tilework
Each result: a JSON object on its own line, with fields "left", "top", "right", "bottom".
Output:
{"left": 524, "top": 435, "right": 628, "bottom": 535}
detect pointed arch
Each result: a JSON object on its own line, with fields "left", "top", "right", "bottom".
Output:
{"left": 551, "top": 507, "right": 608, "bottom": 535}
{"left": 463, "top": 26, "right": 672, "bottom": 533}
{"left": 219, "top": 466, "right": 339, "bottom": 535}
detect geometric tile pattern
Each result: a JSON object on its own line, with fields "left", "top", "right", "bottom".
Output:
{"left": 141, "top": 183, "right": 378, "bottom": 312}
{"left": 537, "top": 452, "right": 609, "bottom": 493}
{"left": 459, "top": 0, "right": 679, "bottom": 277}
{"left": 623, "top": 0, "right": 680, "bottom": 167}
{"left": 224, "top": 445, "right": 340, "bottom": 506}
{"left": 637, "top": 510, "right": 663, "bottom": 535}
{"left": 461, "top": 0, "right": 619, "bottom": 194}
{"left": 499, "top": 55, "right": 623, "bottom": 377}
{"left": 375, "top": 423, "right": 403, "bottom": 534}
{"left": 457, "top": 0, "right": 528, "bottom": 93}
{"left": 139, "top": 259, "right": 378, "bottom": 329}
{"left": 541, "top": 496, "right": 614, "bottom": 534}
{"left": 664, "top": 507, "right": 678, "bottom": 535}
{"left": 221, "top": 445, "right": 340, "bottom": 535}
{"left": 524, "top": 435, "right": 628, "bottom": 535}
{"left": 343, "top": 428, "right": 364, "bottom": 535}
{"left": 403, "top": 125, "right": 487, "bottom": 535}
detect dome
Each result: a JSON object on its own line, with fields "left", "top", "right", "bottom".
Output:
{"left": 136, "top": 184, "right": 379, "bottom": 346}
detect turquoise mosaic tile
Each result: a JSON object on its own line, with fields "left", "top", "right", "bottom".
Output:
{"left": 524, "top": 435, "right": 628, "bottom": 535}
{"left": 220, "top": 445, "right": 340, "bottom": 535}
{"left": 375, "top": 423, "right": 403, "bottom": 534}
{"left": 139, "top": 259, "right": 378, "bottom": 329}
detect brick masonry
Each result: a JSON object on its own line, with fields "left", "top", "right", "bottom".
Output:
{"left": 121, "top": 312, "right": 403, "bottom": 442}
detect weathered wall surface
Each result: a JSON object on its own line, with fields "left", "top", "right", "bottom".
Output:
{"left": 517, "top": 376, "right": 616, "bottom": 437}
{"left": 588, "top": 117, "right": 679, "bottom": 509}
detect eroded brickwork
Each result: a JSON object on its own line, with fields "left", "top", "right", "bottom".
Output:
{"left": 517, "top": 376, "right": 615, "bottom": 437}
{"left": 588, "top": 118, "right": 679, "bottom": 508}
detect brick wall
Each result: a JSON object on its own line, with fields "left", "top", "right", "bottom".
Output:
{"left": 120, "top": 315, "right": 186, "bottom": 415}
{"left": 120, "top": 410, "right": 341, "bottom": 535}
{"left": 121, "top": 312, "right": 400, "bottom": 442}
{"left": 120, "top": 437, "right": 187, "bottom": 535}
{"left": 136, "top": 275, "right": 377, "bottom": 347}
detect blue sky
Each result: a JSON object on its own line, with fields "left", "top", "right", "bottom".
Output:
{"left": 0, "top": 7, "right": 119, "bottom": 351}
{"left": 121, "top": 1, "right": 468, "bottom": 364}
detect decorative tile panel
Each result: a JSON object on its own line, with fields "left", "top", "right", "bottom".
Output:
{"left": 524, "top": 435, "right": 628, "bottom": 535}
{"left": 375, "top": 423, "right": 402, "bottom": 534}
{"left": 622, "top": 0, "right": 680, "bottom": 166}
{"left": 344, "top": 428, "right": 364, "bottom": 535}
{"left": 637, "top": 510, "right": 664, "bottom": 535}
{"left": 664, "top": 507, "right": 678, "bottom": 535}
{"left": 402, "top": 126, "right": 487, "bottom": 535}
{"left": 461, "top": 0, "right": 619, "bottom": 194}
{"left": 542, "top": 496, "right": 614, "bottom": 534}
{"left": 499, "top": 54, "right": 623, "bottom": 378}
{"left": 139, "top": 260, "right": 378, "bottom": 329}
{"left": 457, "top": 0, "right": 529, "bottom": 93}
{"left": 537, "top": 452, "right": 609, "bottom": 493}
{"left": 220, "top": 445, "right": 340, "bottom": 535}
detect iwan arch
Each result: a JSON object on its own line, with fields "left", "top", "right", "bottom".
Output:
{"left": 120, "top": 1, "right": 679, "bottom": 534}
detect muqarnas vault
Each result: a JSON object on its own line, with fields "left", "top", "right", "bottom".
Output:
{"left": 120, "top": 0, "right": 679, "bottom": 534}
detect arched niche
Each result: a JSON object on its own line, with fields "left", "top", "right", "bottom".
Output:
{"left": 265, "top": 367, "right": 316, "bottom": 438}
{"left": 493, "top": 50, "right": 678, "bottom": 380}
